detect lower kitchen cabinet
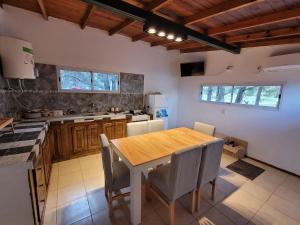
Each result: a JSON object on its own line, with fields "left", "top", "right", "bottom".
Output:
{"left": 42, "top": 133, "right": 52, "bottom": 187}
{"left": 49, "top": 119, "right": 127, "bottom": 162}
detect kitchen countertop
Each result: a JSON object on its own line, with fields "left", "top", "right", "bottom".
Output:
{"left": 0, "top": 113, "right": 149, "bottom": 168}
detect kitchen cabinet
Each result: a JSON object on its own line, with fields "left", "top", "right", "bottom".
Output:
{"left": 114, "top": 120, "right": 126, "bottom": 139}
{"left": 42, "top": 133, "right": 52, "bottom": 187}
{"left": 49, "top": 119, "right": 127, "bottom": 162}
{"left": 87, "top": 123, "right": 101, "bottom": 151}
{"left": 103, "top": 119, "right": 127, "bottom": 140}
{"left": 103, "top": 121, "right": 114, "bottom": 140}
{"left": 72, "top": 125, "right": 87, "bottom": 155}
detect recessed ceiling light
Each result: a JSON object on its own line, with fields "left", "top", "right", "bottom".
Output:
{"left": 147, "top": 27, "right": 156, "bottom": 34}
{"left": 158, "top": 31, "right": 166, "bottom": 37}
{"left": 175, "top": 37, "right": 183, "bottom": 42}
{"left": 167, "top": 33, "right": 175, "bottom": 40}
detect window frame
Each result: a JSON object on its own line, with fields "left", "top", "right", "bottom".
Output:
{"left": 200, "top": 83, "right": 283, "bottom": 110}
{"left": 57, "top": 66, "right": 120, "bottom": 94}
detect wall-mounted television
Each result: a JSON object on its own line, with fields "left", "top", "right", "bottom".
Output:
{"left": 180, "top": 61, "right": 205, "bottom": 77}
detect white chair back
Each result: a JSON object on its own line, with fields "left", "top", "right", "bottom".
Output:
{"left": 193, "top": 122, "right": 216, "bottom": 136}
{"left": 127, "top": 121, "right": 148, "bottom": 136}
{"left": 148, "top": 119, "right": 164, "bottom": 133}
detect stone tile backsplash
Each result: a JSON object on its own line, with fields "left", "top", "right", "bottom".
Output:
{"left": 0, "top": 63, "right": 144, "bottom": 118}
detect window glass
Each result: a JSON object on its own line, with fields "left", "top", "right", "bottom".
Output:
{"left": 92, "top": 72, "right": 119, "bottom": 92}
{"left": 258, "top": 86, "right": 281, "bottom": 107}
{"left": 233, "top": 86, "right": 259, "bottom": 105}
{"left": 217, "top": 86, "right": 233, "bottom": 103}
{"left": 60, "top": 69, "right": 91, "bottom": 91}
{"left": 201, "top": 86, "right": 210, "bottom": 101}
{"left": 59, "top": 68, "right": 119, "bottom": 93}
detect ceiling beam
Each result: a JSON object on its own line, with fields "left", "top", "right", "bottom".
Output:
{"left": 226, "top": 26, "right": 300, "bottom": 43}
{"left": 181, "top": 36, "right": 300, "bottom": 53}
{"left": 146, "top": 0, "right": 172, "bottom": 11}
{"left": 151, "top": 39, "right": 172, "bottom": 46}
{"left": 183, "top": 0, "right": 259, "bottom": 25}
{"left": 132, "top": 33, "right": 149, "bottom": 42}
{"left": 208, "top": 6, "right": 300, "bottom": 35}
{"left": 167, "top": 41, "right": 201, "bottom": 50}
{"left": 37, "top": 0, "right": 48, "bottom": 20}
{"left": 108, "top": 0, "right": 170, "bottom": 36}
{"left": 109, "top": 18, "right": 135, "bottom": 35}
{"left": 84, "top": 0, "right": 240, "bottom": 54}
{"left": 81, "top": 5, "right": 96, "bottom": 29}
{"left": 0, "top": 0, "right": 3, "bottom": 8}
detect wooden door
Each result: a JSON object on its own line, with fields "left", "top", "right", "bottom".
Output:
{"left": 72, "top": 125, "right": 87, "bottom": 154}
{"left": 87, "top": 123, "right": 100, "bottom": 151}
{"left": 103, "top": 122, "right": 114, "bottom": 140}
{"left": 114, "top": 120, "right": 126, "bottom": 139}
{"left": 42, "top": 134, "right": 52, "bottom": 187}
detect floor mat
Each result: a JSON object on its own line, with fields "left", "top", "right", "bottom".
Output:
{"left": 227, "top": 160, "right": 265, "bottom": 180}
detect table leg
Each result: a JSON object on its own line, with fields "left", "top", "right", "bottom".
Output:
{"left": 130, "top": 168, "right": 142, "bottom": 225}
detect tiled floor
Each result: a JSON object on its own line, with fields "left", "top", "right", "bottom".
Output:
{"left": 43, "top": 153, "right": 300, "bottom": 225}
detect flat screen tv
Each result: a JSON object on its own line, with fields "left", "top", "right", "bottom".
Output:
{"left": 180, "top": 61, "right": 205, "bottom": 77}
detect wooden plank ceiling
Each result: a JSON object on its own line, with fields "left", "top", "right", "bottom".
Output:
{"left": 2, "top": 0, "right": 300, "bottom": 53}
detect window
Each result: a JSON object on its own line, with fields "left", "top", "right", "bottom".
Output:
{"left": 200, "top": 84, "right": 282, "bottom": 109}
{"left": 58, "top": 68, "right": 119, "bottom": 93}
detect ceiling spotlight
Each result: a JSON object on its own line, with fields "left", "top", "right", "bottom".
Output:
{"left": 175, "top": 36, "right": 183, "bottom": 42}
{"left": 157, "top": 31, "right": 166, "bottom": 37}
{"left": 167, "top": 33, "right": 175, "bottom": 40}
{"left": 147, "top": 27, "right": 157, "bottom": 34}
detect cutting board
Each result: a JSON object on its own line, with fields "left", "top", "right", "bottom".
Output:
{"left": 0, "top": 117, "right": 13, "bottom": 130}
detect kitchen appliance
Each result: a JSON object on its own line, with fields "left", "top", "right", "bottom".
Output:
{"left": 0, "top": 36, "right": 35, "bottom": 79}
{"left": 146, "top": 94, "right": 169, "bottom": 129}
{"left": 23, "top": 111, "right": 42, "bottom": 119}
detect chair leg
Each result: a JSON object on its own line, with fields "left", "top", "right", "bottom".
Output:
{"left": 191, "top": 190, "right": 197, "bottom": 214}
{"left": 108, "top": 191, "right": 113, "bottom": 217}
{"left": 168, "top": 202, "right": 175, "bottom": 225}
{"left": 196, "top": 187, "right": 201, "bottom": 212}
{"left": 211, "top": 178, "right": 216, "bottom": 201}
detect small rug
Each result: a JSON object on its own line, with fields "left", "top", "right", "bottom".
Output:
{"left": 227, "top": 160, "right": 265, "bottom": 180}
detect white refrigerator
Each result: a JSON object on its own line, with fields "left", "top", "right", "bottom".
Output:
{"left": 146, "top": 94, "right": 169, "bottom": 129}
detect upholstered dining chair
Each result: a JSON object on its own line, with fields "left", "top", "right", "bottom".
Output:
{"left": 99, "top": 134, "right": 130, "bottom": 217}
{"left": 148, "top": 119, "right": 164, "bottom": 133}
{"left": 147, "top": 145, "right": 204, "bottom": 225}
{"left": 193, "top": 122, "right": 216, "bottom": 136}
{"left": 196, "top": 139, "right": 224, "bottom": 211}
{"left": 127, "top": 121, "right": 148, "bottom": 136}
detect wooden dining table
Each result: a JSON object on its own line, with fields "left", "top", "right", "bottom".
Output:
{"left": 111, "top": 127, "right": 218, "bottom": 225}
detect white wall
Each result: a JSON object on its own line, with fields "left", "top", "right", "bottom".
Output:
{"left": 0, "top": 5, "right": 180, "bottom": 127}
{"left": 178, "top": 46, "right": 300, "bottom": 175}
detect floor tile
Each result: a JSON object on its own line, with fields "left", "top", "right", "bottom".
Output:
{"left": 79, "top": 155, "right": 102, "bottom": 170}
{"left": 59, "top": 159, "right": 81, "bottom": 175}
{"left": 71, "top": 216, "right": 93, "bottom": 225}
{"left": 84, "top": 177, "right": 105, "bottom": 194}
{"left": 250, "top": 204, "right": 300, "bottom": 225}
{"left": 199, "top": 183, "right": 228, "bottom": 205}
{"left": 87, "top": 188, "right": 107, "bottom": 214}
{"left": 280, "top": 175, "right": 300, "bottom": 194}
{"left": 81, "top": 167, "right": 104, "bottom": 181}
{"left": 154, "top": 202, "right": 196, "bottom": 225}
{"left": 274, "top": 184, "right": 300, "bottom": 209}
{"left": 178, "top": 193, "right": 212, "bottom": 218}
{"left": 220, "top": 154, "right": 238, "bottom": 167}
{"left": 215, "top": 189, "right": 264, "bottom": 225}
{"left": 141, "top": 209, "right": 165, "bottom": 225}
{"left": 240, "top": 181, "right": 272, "bottom": 202}
{"left": 266, "top": 195, "right": 300, "bottom": 222}
{"left": 92, "top": 208, "right": 131, "bottom": 225}
{"left": 57, "top": 197, "right": 91, "bottom": 225}
{"left": 192, "top": 207, "right": 236, "bottom": 225}
{"left": 58, "top": 171, "right": 84, "bottom": 189}
{"left": 57, "top": 183, "right": 86, "bottom": 206}
{"left": 252, "top": 170, "right": 287, "bottom": 193}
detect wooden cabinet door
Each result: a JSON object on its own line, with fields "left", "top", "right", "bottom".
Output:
{"left": 87, "top": 123, "right": 100, "bottom": 151}
{"left": 103, "top": 122, "right": 114, "bottom": 140}
{"left": 114, "top": 120, "right": 126, "bottom": 139}
{"left": 42, "top": 134, "right": 52, "bottom": 187}
{"left": 72, "top": 125, "right": 87, "bottom": 154}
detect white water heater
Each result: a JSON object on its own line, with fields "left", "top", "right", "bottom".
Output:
{"left": 0, "top": 36, "right": 35, "bottom": 79}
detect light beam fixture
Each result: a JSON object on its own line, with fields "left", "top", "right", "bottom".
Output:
{"left": 158, "top": 30, "right": 166, "bottom": 37}
{"left": 167, "top": 33, "right": 175, "bottom": 40}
